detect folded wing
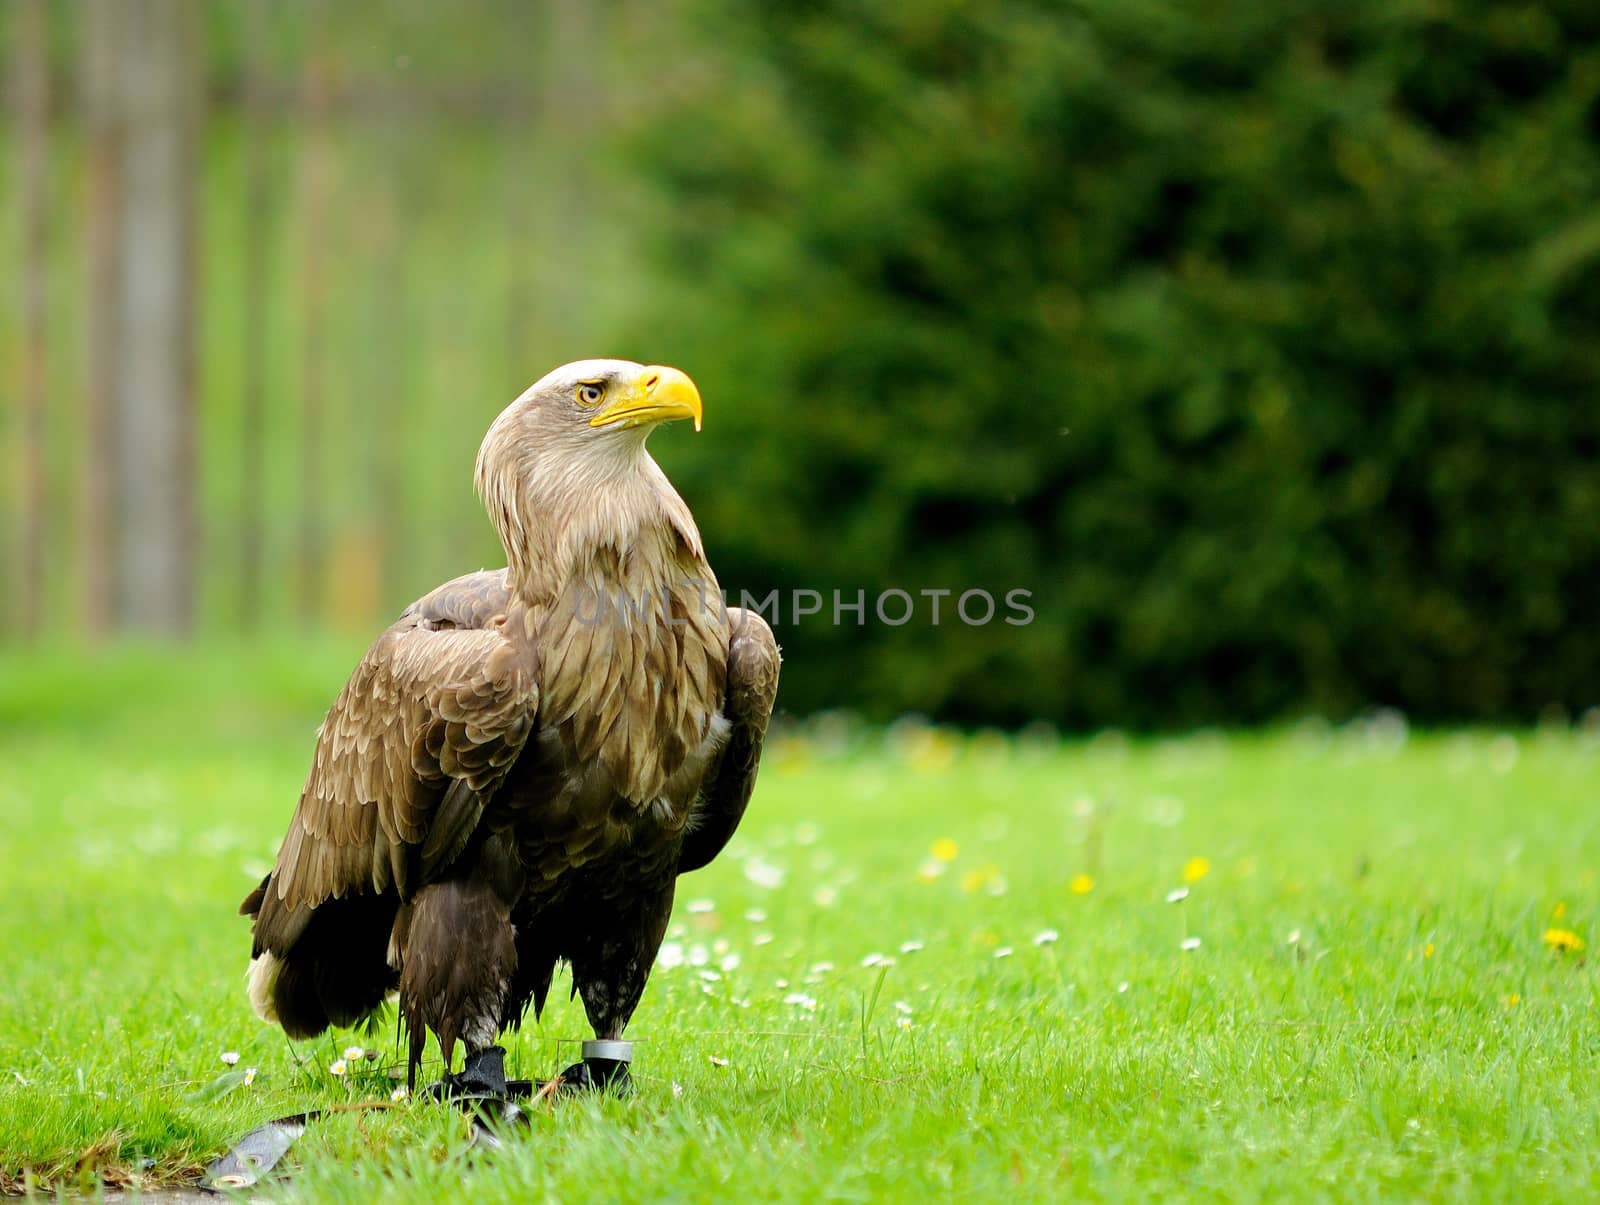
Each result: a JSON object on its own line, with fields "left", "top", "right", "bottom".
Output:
{"left": 247, "top": 571, "right": 539, "bottom": 957}
{"left": 679, "top": 606, "right": 780, "bottom": 874}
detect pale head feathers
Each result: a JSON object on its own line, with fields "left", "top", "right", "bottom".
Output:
{"left": 475, "top": 359, "right": 706, "bottom": 603}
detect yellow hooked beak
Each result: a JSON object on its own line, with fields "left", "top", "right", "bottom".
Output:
{"left": 589, "top": 365, "right": 703, "bottom": 433}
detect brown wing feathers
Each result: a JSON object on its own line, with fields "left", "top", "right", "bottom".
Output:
{"left": 680, "top": 607, "right": 780, "bottom": 874}
{"left": 247, "top": 572, "right": 538, "bottom": 953}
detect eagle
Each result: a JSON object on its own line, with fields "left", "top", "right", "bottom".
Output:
{"left": 241, "top": 360, "right": 780, "bottom": 1097}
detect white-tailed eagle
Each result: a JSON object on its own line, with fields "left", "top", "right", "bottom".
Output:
{"left": 241, "top": 360, "right": 780, "bottom": 1096}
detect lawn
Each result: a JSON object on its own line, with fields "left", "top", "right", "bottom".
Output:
{"left": 1, "top": 644, "right": 1597, "bottom": 1201}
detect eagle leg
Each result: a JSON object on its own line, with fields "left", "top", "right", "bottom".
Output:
{"left": 397, "top": 874, "right": 519, "bottom": 1089}
{"left": 561, "top": 877, "right": 674, "bottom": 1092}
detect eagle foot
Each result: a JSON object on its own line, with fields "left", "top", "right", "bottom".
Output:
{"left": 553, "top": 1055, "right": 632, "bottom": 1096}
{"left": 426, "top": 1048, "right": 534, "bottom": 1136}
{"left": 426, "top": 1042, "right": 632, "bottom": 1109}
{"left": 552, "top": 1039, "right": 634, "bottom": 1095}
{"left": 426, "top": 1045, "right": 509, "bottom": 1102}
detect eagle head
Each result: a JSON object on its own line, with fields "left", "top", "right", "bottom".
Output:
{"left": 474, "top": 359, "right": 706, "bottom": 599}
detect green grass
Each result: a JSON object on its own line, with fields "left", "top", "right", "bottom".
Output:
{"left": 2, "top": 645, "right": 1598, "bottom": 1200}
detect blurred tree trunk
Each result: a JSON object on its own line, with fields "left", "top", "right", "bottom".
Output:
{"left": 111, "top": 0, "right": 201, "bottom": 634}
{"left": 239, "top": 0, "right": 273, "bottom": 629}
{"left": 504, "top": 0, "right": 536, "bottom": 392}
{"left": 14, "top": 0, "right": 49, "bottom": 640}
{"left": 544, "top": 0, "right": 598, "bottom": 330}
{"left": 374, "top": 191, "right": 408, "bottom": 614}
{"left": 81, "top": 0, "right": 122, "bottom": 638}
{"left": 370, "top": 0, "right": 409, "bottom": 618}
{"left": 296, "top": 5, "right": 332, "bottom": 625}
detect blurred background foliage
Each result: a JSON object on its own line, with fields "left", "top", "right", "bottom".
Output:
{"left": 2, "top": 0, "right": 1598, "bottom": 728}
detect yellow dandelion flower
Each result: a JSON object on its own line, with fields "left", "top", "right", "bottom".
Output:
{"left": 772, "top": 734, "right": 812, "bottom": 768}
{"left": 1543, "top": 927, "right": 1585, "bottom": 953}
{"left": 1182, "top": 857, "right": 1211, "bottom": 884}
{"left": 1553, "top": 901, "right": 1567, "bottom": 921}
{"left": 1503, "top": 993, "right": 1520, "bottom": 1008}
{"left": 1069, "top": 873, "right": 1095, "bottom": 895}
{"left": 1423, "top": 942, "right": 1435, "bottom": 959}
{"left": 961, "top": 864, "right": 998, "bottom": 894}
{"left": 909, "top": 729, "right": 958, "bottom": 772}
{"left": 931, "top": 837, "right": 959, "bottom": 862}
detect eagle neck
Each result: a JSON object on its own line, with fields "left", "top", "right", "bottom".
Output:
{"left": 495, "top": 451, "right": 708, "bottom": 611}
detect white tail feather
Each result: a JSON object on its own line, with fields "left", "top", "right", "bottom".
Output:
{"left": 247, "top": 953, "right": 282, "bottom": 1023}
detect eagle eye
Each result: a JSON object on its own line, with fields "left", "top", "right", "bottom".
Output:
{"left": 576, "top": 381, "right": 606, "bottom": 406}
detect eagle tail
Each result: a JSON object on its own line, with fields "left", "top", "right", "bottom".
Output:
{"left": 244, "top": 886, "right": 400, "bottom": 1042}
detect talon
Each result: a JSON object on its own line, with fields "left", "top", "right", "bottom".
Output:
{"left": 556, "top": 1056, "right": 633, "bottom": 1095}
{"left": 425, "top": 1045, "right": 510, "bottom": 1103}
{"left": 425, "top": 1069, "right": 529, "bottom": 1131}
